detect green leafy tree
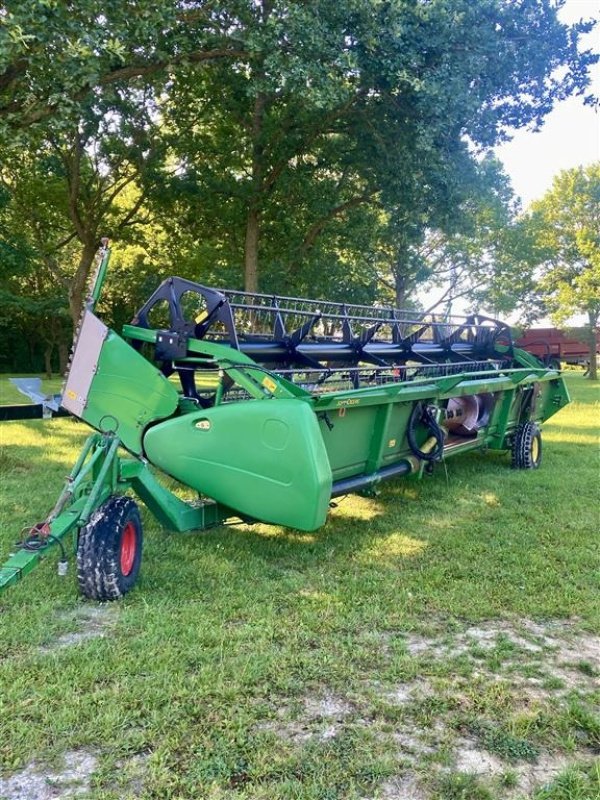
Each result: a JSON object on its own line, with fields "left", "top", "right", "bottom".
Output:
{"left": 374, "top": 157, "right": 519, "bottom": 310}
{"left": 157, "top": 0, "right": 597, "bottom": 293}
{"left": 0, "top": 188, "right": 72, "bottom": 374}
{"left": 0, "top": 99, "right": 165, "bottom": 324}
{"left": 528, "top": 164, "right": 600, "bottom": 379}
{"left": 0, "top": 0, "right": 247, "bottom": 130}
{"left": 1, "top": 0, "right": 597, "bottom": 325}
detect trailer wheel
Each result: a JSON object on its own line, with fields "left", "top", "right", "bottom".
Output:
{"left": 77, "top": 496, "right": 143, "bottom": 600}
{"left": 511, "top": 421, "right": 542, "bottom": 470}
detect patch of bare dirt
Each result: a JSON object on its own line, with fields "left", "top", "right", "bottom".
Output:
{"left": 370, "top": 749, "right": 589, "bottom": 800}
{"left": 392, "top": 727, "right": 437, "bottom": 760}
{"left": 39, "top": 605, "right": 117, "bottom": 652}
{"left": 303, "top": 693, "right": 353, "bottom": 720}
{"left": 509, "top": 664, "right": 597, "bottom": 698}
{"left": 255, "top": 621, "right": 597, "bottom": 797}
{"left": 254, "top": 717, "right": 314, "bottom": 743}
{"left": 402, "top": 621, "right": 543, "bottom": 659}
{"left": 453, "top": 736, "right": 505, "bottom": 776}
{"left": 450, "top": 738, "right": 591, "bottom": 798}
{"left": 254, "top": 693, "right": 353, "bottom": 743}
{"left": 110, "top": 752, "right": 150, "bottom": 795}
{"left": 385, "top": 679, "right": 434, "bottom": 706}
{"left": 399, "top": 619, "right": 599, "bottom": 690}
{"left": 401, "top": 634, "right": 432, "bottom": 658}
{"left": 0, "top": 750, "right": 97, "bottom": 799}
{"left": 376, "top": 773, "right": 429, "bottom": 799}
{"left": 319, "top": 725, "right": 338, "bottom": 741}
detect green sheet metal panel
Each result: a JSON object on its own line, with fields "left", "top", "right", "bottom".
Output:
{"left": 317, "top": 406, "right": 376, "bottom": 479}
{"left": 317, "top": 401, "right": 417, "bottom": 480}
{"left": 143, "top": 399, "right": 333, "bottom": 531}
{"left": 80, "top": 331, "right": 179, "bottom": 454}
{"left": 380, "top": 402, "right": 416, "bottom": 466}
{"left": 532, "top": 378, "right": 571, "bottom": 424}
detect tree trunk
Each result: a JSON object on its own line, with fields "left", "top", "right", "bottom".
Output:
{"left": 44, "top": 345, "right": 53, "bottom": 379}
{"left": 243, "top": 74, "right": 267, "bottom": 292}
{"left": 394, "top": 271, "right": 409, "bottom": 309}
{"left": 69, "top": 240, "right": 97, "bottom": 325}
{"left": 242, "top": 3, "right": 273, "bottom": 291}
{"left": 59, "top": 342, "right": 70, "bottom": 376}
{"left": 244, "top": 205, "right": 260, "bottom": 293}
{"left": 587, "top": 312, "right": 598, "bottom": 380}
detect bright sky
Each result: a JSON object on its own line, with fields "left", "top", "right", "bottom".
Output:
{"left": 494, "top": 0, "right": 600, "bottom": 210}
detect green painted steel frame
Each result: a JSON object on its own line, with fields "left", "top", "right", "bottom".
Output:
{"left": 0, "top": 432, "right": 234, "bottom": 594}
{"left": 0, "top": 319, "right": 570, "bottom": 595}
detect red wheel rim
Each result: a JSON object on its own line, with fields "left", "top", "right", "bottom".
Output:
{"left": 120, "top": 522, "right": 136, "bottom": 576}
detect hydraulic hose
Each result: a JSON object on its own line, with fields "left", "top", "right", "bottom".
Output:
{"left": 406, "top": 402, "right": 445, "bottom": 462}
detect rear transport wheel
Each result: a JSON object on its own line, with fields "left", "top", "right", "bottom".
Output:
{"left": 511, "top": 421, "right": 542, "bottom": 470}
{"left": 77, "top": 496, "right": 143, "bottom": 600}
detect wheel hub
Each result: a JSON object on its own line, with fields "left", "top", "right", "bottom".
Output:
{"left": 120, "top": 522, "right": 136, "bottom": 576}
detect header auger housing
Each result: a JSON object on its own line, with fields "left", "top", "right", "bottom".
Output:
{"left": 1, "top": 245, "right": 570, "bottom": 600}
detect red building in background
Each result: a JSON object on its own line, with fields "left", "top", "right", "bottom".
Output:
{"left": 515, "top": 327, "right": 599, "bottom": 370}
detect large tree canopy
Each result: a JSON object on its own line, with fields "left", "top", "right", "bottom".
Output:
{"left": 0, "top": 0, "right": 248, "bottom": 128}
{"left": 475, "top": 163, "right": 600, "bottom": 379}
{"left": 0, "top": 1, "right": 597, "bottom": 371}
{"left": 147, "top": 0, "right": 597, "bottom": 293}
{"left": 1, "top": 1, "right": 595, "bottom": 132}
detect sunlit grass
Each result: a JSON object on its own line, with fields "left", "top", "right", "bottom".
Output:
{"left": 358, "top": 533, "right": 428, "bottom": 562}
{"left": 0, "top": 372, "right": 598, "bottom": 799}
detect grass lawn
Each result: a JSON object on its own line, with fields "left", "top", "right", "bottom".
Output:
{"left": 0, "top": 372, "right": 598, "bottom": 800}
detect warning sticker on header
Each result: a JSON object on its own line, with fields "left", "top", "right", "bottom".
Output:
{"left": 262, "top": 377, "right": 278, "bottom": 393}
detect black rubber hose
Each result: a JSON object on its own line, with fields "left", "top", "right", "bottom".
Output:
{"left": 406, "top": 402, "right": 445, "bottom": 462}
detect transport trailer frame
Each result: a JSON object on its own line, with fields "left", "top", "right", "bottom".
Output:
{"left": 0, "top": 245, "right": 570, "bottom": 599}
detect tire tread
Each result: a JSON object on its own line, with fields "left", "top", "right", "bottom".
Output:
{"left": 511, "top": 421, "right": 542, "bottom": 470}
{"left": 76, "top": 496, "right": 142, "bottom": 600}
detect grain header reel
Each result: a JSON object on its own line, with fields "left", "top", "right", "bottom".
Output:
{"left": 0, "top": 244, "right": 570, "bottom": 599}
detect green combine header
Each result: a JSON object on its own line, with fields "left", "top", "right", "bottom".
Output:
{"left": 1, "top": 244, "right": 570, "bottom": 599}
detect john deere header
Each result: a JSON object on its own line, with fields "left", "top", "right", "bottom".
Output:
{"left": 1, "top": 244, "right": 570, "bottom": 600}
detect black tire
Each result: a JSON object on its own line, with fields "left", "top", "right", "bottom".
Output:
{"left": 511, "top": 421, "right": 542, "bottom": 470}
{"left": 77, "top": 496, "right": 143, "bottom": 600}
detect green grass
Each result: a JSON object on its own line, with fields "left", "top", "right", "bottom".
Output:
{"left": 0, "top": 373, "right": 598, "bottom": 799}
{"left": 533, "top": 763, "right": 600, "bottom": 800}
